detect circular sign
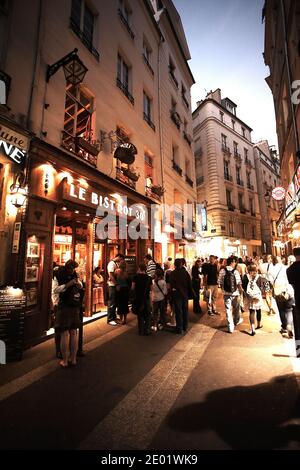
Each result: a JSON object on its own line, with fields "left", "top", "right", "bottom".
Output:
{"left": 114, "top": 143, "right": 137, "bottom": 164}
{"left": 272, "top": 186, "right": 286, "bottom": 201}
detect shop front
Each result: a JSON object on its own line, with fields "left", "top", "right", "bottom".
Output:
{"left": 22, "top": 141, "right": 155, "bottom": 346}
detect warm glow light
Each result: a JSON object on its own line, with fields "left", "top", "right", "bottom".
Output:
{"left": 292, "top": 230, "right": 300, "bottom": 239}
{"left": 110, "top": 193, "right": 123, "bottom": 203}
{"left": 62, "top": 206, "right": 67, "bottom": 211}
{"left": 57, "top": 172, "right": 73, "bottom": 183}
{"left": 78, "top": 178, "right": 88, "bottom": 188}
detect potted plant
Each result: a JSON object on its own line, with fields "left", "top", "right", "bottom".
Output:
{"left": 151, "top": 184, "right": 165, "bottom": 196}
{"left": 121, "top": 167, "right": 140, "bottom": 181}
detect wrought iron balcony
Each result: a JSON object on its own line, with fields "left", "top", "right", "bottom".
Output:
{"left": 224, "top": 174, "right": 233, "bottom": 182}
{"left": 170, "top": 110, "right": 181, "bottom": 129}
{"left": 194, "top": 148, "right": 203, "bottom": 158}
{"left": 118, "top": 8, "right": 135, "bottom": 40}
{"left": 143, "top": 112, "right": 155, "bottom": 131}
{"left": 196, "top": 176, "right": 204, "bottom": 185}
{"left": 234, "top": 151, "right": 242, "bottom": 163}
{"left": 172, "top": 160, "right": 183, "bottom": 176}
{"left": 245, "top": 157, "right": 253, "bottom": 168}
{"left": 142, "top": 54, "right": 154, "bottom": 75}
{"left": 69, "top": 18, "right": 100, "bottom": 60}
{"left": 247, "top": 183, "right": 254, "bottom": 190}
{"left": 116, "top": 78, "right": 134, "bottom": 105}
{"left": 228, "top": 204, "right": 235, "bottom": 211}
{"left": 145, "top": 185, "right": 163, "bottom": 201}
{"left": 183, "top": 131, "right": 192, "bottom": 146}
{"left": 222, "top": 144, "right": 231, "bottom": 155}
{"left": 237, "top": 179, "right": 244, "bottom": 187}
{"left": 116, "top": 166, "right": 136, "bottom": 189}
{"left": 239, "top": 206, "right": 246, "bottom": 214}
{"left": 61, "top": 130, "right": 99, "bottom": 166}
{"left": 185, "top": 175, "right": 194, "bottom": 187}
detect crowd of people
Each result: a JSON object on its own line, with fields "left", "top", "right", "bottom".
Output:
{"left": 51, "top": 248, "right": 300, "bottom": 368}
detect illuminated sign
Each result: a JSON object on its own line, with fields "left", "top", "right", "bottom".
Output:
{"left": 272, "top": 186, "right": 286, "bottom": 201}
{"left": 0, "top": 124, "right": 28, "bottom": 165}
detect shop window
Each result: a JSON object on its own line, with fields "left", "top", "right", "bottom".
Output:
{"left": 25, "top": 236, "right": 44, "bottom": 308}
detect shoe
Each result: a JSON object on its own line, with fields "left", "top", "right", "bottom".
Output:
{"left": 256, "top": 325, "right": 263, "bottom": 330}
{"left": 157, "top": 324, "right": 163, "bottom": 331}
{"left": 59, "top": 360, "right": 68, "bottom": 368}
{"left": 151, "top": 325, "right": 157, "bottom": 332}
{"left": 288, "top": 329, "right": 294, "bottom": 339}
{"left": 280, "top": 328, "right": 288, "bottom": 334}
{"left": 108, "top": 321, "right": 117, "bottom": 326}
{"left": 235, "top": 318, "right": 243, "bottom": 326}
{"left": 250, "top": 330, "right": 256, "bottom": 336}
{"left": 56, "top": 351, "right": 63, "bottom": 359}
{"left": 227, "top": 328, "right": 234, "bottom": 334}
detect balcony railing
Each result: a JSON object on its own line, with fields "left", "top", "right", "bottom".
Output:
{"left": 172, "top": 160, "right": 183, "bottom": 176}
{"left": 61, "top": 130, "right": 99, "bottom": 166}
{"left": 196, "top": 175, "right": 204, "bottom": 185}
{"left": 170, "top": 110, "right": 181, "bottom": 129}
{"left": 116, "top": 166, "right": 136, "bottom": 190}
{"left": 222, "top": 144, "right": 231, "bottom": 155}
{"left": 183, "top": 131, "right": 192, "bottom": 146}
{"left": 228, "top": 204, "right": 235, "bottom": 211}
{"left": 169, "top": 67, "right": 178, "bottom": 88}
{"left": 185, "top": 175, "right": 194, "bottom": 187}
{"left": 239, "top": 206, "right": 246, "bottom": 214}
{"left": 142, "top": 54, "right": 154, "bottom": 75}
{"left": 247, "top": 183, "right": 254, "bottom": 190}
{"left": 245, "top": 157, "right": 253, "bottom": 167}
{"left": 234, "top": 151, "right": 242, "bottom": 163}
{"left": 224, "top": 174, "right": 233, "bottom": 182}
{"left": 182, "top": 94, "right": 189, "bottom": 109}
{"left": 118, "top": 8, "right": 135, "bottom": 39}
{"left": 145, "top": 185, "right": 162, "bottom": 201}
{"left": 143, "top": 112, "right": 155, "bottom": 131}
{"left": 194, "top": 148, "right": 203, "bottom": 158}
{"left": 237, "top": 179, "right": 244, "bottom": 187}
{"left": 116, "top": 78, "right": 134, "bottom": 105}
{"left": 70, "top": 18, "right": 100, "bottom": 60}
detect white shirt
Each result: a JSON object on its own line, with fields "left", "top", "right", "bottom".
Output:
{"left": 218, "top": 266, "right": 241, "bottom": 296}
{"left": 107, "top": 260, "right": 117, "bottom": 286}
{"left": 152, "top": 279, "right": 167, "bottom": 302}
{"left": 52, "top": 277, "right": 83, "bottom": 306}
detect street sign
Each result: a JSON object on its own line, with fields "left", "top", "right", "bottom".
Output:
{"left": 272, "top": 186, "right": 286, "bottom": 201}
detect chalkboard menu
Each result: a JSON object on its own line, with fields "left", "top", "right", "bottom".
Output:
{"left": 0, "top": 286, "right": 26, "bottom": 361}
{"left": 124, "top": 256, "right": 137, "bottom": 277}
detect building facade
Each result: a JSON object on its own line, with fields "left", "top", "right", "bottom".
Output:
{"left": 193, "top": 89, "right": 261, "bottom": 258}
{"left": 264, "top": 0, "right": 300, "bottom": 253}
{"left": 0, "top": 0, "right": 196, "bottom": 346}
{"left": 253, "top": 140, "right": 283, "bottom": 255}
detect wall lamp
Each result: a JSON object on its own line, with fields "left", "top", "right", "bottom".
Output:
{"left": 46, "top": 48, "right": 88, "bottom": 85}
{"left": 10, "top": 172, "right": 28, "bottom": 208}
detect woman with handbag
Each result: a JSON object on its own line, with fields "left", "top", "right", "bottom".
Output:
{"left": 271, "top": 257, "right": 295, "bottom": 338}
{"left": 151, "top": 268, "right": 168, "bottom": 331}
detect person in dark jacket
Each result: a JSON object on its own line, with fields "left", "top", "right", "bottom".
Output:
{"left": 169, "top": 258, "right": 193, "bottom": 334}
{"left": 52, "top": 260, "right": 83, "bottom": 367}
{"left": 191, "top": 259, "right": 202, "bottom": 313}
{"left": 287, "top": 246, "right": 300, "bottom": 350}
{"left": 131, "top": 263, "right": 152, "bottom": 335}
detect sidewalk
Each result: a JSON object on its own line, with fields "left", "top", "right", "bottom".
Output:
{"left": 1, "top": 293, "right": 300, "bottom": 450}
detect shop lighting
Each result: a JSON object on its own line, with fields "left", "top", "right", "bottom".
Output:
{"left": 46, "top": 48, "right": 88, "bottom": 85}
{"left": 10, "top": 172, "right": 27, "bottom": 208}
{"left": 62, "top": 206, "right": 67, "bottom": 211}
{"left": 86, "top": 213, "right": 90, "bottom": 217}
{"left": 74, "top": 210, "right": 79, "bottom": 214}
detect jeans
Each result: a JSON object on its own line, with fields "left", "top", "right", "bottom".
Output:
{"left": 152, "top": 299, "right": 167, "bottom": 326}
{"left": 224, "top": 295, "right": 241, "bottom": 332}
{"left": 206, "top": 285, "right": 218, "bottom": 313}
{"left": 173, "top": 292, "right": 188, "bottom": 332}
{"left": 137, "top": 299, "right": 151, "bottom": 335}
{"left": 107, "top": 286, "right": 117, "bottom": 322}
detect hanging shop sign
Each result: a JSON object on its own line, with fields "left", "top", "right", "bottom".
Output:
{"left": 62, "top": 181, "right": 145, "bottom": 220}
{"left": 0, "top": 123, "right": 29, "bottom": 166}
{"left": 285, "top": 165, "right": 300, "bottom": 218}
{"left": 113, "top": 143, "right": 137, "bottom": 164}
{"left": 272, "top": 186, "right": 286, "bottom": 201}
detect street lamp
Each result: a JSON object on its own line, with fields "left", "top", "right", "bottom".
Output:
{"left": 46, "top": 48, "right": 88, "bottom": 85}
{"left": 10, "top": 172, "right": 27, "bottom": 208}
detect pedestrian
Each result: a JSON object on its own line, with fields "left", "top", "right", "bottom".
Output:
{"left": 271, "top": 256, "right": 295, "bottom": 338}
{"left": 242, "top": 264, "right": 270, "bottom": 336}
{"left": 52, "top": 260, "right": 83, "bottom": 367}
{"left": 202, "top": 255, "right": 219, "bottom": 316}
{"left": 287, "top": 247, "right": 300, "bottom": 351}
{"left": 169, "top": 258, "right": 193, "bottom": 334}
{"left": 151, "top": 268, "right": 168, "bottom": 331}
{"left": 191, "top": 258, "right": 202, "bottom": 313}
{"left": 218, "top": 256, "right": 243, "bottom": 333}
{"left": 144, "top": 254, "right": 157, "bottom": 279}
{"left": 51, "top": 263, "right": 61, "bottom": 359}
{"left": 131, "top": 263, "right": 152, "bottom": 336}
{"left": 107, "top": 253, "right": 124, "bottom": 325}
{"left": 115, "top": 260, "right": 130, "bottom": 325}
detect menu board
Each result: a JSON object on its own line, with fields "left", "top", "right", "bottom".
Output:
{"left": 0, "top": 286, "right": 26, "bottom": 361}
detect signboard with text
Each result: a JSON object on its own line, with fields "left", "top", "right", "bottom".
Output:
{"left": 0, "top": 286, "right": 26, "bottom": 361}
{"left": 0, "top": 123, "right": 29, "bottom": 167}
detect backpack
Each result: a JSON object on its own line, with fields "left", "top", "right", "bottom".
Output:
{"left": 223, "top": 268, "right": 237, "bottom": 293}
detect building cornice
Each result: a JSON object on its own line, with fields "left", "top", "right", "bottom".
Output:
{"left": 193, "top": 115, "right": 253, "bottom": 147}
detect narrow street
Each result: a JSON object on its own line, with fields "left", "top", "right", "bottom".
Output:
{"left": 1, "top": 296, "right": 300, "bottom": 452}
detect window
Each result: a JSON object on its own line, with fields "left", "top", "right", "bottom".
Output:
{"left": 252, "top": 225, "right": 256, "bottom": 239}
{"left": 70, "top": 0, "right": 99, "bottom": 59}
{"left": 169, "top": 57, "right": 178, "bottom": 88}
{"left": 233, "top": 141, "right": 238, "bottom": 156}
{"left": 246, "top": 172, "right": 251, "bottom": 188}
{"left": 181, "top": 84, "right": 189, "bottom": 108}
{"left": 249, "top": 197, "right": 254, "bottom": 215}
{"left": 229, "top": 220, "right": 234, "bottom": 236}
{"left": 232, "top": 119, "right": 235, "bottom": 131}
{"left": 220, "top": 111, "right": 224, "bottom": 122}
{"left": 226, "top": 189, "right": 232, "bottom": 206}
{"left": 241, "top": 127, "right": 246, "bottom": 138}
{"left": 238, "top": 193, "right": 244, "bottom": 210}
{"left": 117, "top": 54, "right": 134, "bottom": 104}
{"left": 224, "top": 160, "right": 230, "bottom": 179}
{"left": 241, "top": 223, "right": 246, "bottom": 238}
{"left": 62, "top": 83, "right": 96, "bottom": 164}
{"left": 221, "top": 134, "right": 227, "bottom": 147}
{"left": 145, "top": 153, "right": 153, "bottom": 186}
{"left": 143, "top": 38, "right": 153, "bottom": 74}
{"left": 0, "top": 70, "right": 11, "bottom": 105}
{"left": 118, "top": 0, "right": 134, "bottom": 39}
{"left": 236, "top": 166, "right": 241, "bottom": 184}
{"left": 143, "top": 91, "right": 155, "bottom": 130}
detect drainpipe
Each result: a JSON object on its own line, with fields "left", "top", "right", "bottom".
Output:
{"left": 280, "top": 0, "right": 300, "bottom": 158}
{"left": 26, "top": 0, "right": 43, "bottom": 130}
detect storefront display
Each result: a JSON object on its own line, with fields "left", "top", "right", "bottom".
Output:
{"left": 25, "top": 236, "right": 43, "bottom": 307}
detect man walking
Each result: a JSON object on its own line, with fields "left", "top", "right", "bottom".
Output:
{"left": 287, "top": 247, "right": 300, "bottom": 353}
{"left": 169, "top": 258, "right": 193, "bottom": 334}
{"left": 218, "top": 256, "right": 243, "bottom": 333}
{"left": 107, "top": 253, "right": 124, "bottom": 325}
{"left": 202, "top": 255, "right": 219, "bottom": 316}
